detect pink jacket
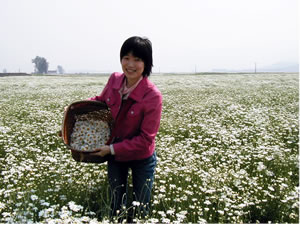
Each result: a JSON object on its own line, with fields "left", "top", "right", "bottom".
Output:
{"left": 89, "top": 72, "right": 162, "bottom": 161}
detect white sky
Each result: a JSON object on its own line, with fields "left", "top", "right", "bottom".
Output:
{"left": 0, "top": 0, "right": 298, "bottom": 73}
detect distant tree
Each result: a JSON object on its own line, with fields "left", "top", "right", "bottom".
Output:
{"left": 32, "top": 56, "right": 48, "bottom": 74}
{"left": 57, "top": 65, "right": 65, "bottom": 74}
{"left": 3, "top": 69, "right": 7, "bottom": 73}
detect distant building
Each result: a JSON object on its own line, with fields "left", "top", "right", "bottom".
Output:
{"left": 47, "top": 70, "right": 57, "bottom": 75}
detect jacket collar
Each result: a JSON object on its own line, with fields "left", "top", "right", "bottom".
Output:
{"left": 129, "top": 77, "right": 148, "bottom": 102}
{"left": 112, "top": 73, "right": 126, "bottom": 90}
{"left": 112, "top": 73, "right": 147, "bottom": 103}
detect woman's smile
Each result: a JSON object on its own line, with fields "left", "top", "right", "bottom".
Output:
{"left": 126, "top": 68, "right": 136, "bottom": 73}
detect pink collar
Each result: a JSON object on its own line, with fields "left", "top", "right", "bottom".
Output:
{"left": 120, "top": 76, "right": 143, "bottom": 99}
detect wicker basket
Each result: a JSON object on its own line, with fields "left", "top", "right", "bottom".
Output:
{"left": 61, "top": 100, "right": 113, "bottom": 163}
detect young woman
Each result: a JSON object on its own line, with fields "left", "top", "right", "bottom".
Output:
{"left": 89, "top": 36, "right": 162, "bottom": 220}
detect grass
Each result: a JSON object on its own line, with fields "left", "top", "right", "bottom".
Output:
{"left": 0, "top": 73, "right": 298, "bottom": 223}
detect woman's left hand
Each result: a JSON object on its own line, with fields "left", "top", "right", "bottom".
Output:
{"left": 89, "top": 145, "right": 111, "bottom": 157}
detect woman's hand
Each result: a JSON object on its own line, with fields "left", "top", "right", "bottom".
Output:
{"left": 89, "top": 145, "right": 111, "bottom": 157}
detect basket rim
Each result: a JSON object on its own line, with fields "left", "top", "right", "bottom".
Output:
{"left": 70, "top": 147, "right": 101, "bottom": 153}
{"left": 62, "top": 100, "right": 112, "bottom": 153}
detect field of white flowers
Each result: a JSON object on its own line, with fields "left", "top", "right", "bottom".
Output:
{"left": 0, "top": 73, "right": 298, "bottom": 223}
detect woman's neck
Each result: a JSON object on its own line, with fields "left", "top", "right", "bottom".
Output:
{"left": 126, "top": 77, "right": 141, "bottom": 88}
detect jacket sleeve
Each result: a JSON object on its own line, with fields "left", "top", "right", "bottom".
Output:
{"left": 113, "top": 91, "right": 162, "bottom": 161}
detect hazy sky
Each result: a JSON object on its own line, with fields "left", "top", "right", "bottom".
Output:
{"left": 0, "top": 0, "right": 298, "bottom": 73}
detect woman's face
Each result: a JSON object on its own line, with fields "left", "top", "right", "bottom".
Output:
{"left": 121, "top": 52, "right": 144, "bottom": 84}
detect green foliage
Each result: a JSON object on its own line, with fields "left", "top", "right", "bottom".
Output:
{"left": 0, "top": 73, "right": 298, "bottom": 223}
{"left": 32, "top": 56, "right": 49, "bottom": 74}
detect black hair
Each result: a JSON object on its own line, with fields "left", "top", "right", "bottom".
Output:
{"left": 120, "top": 36, "right": 153, "bottom": 77}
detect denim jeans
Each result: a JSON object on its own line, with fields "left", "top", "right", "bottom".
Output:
{"left": 107, "top": 152, "right": 157, "bottom": 220}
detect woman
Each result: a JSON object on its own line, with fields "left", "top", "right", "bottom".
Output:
{"left": 89, "top": 36, "right": 162, "bottom": 220}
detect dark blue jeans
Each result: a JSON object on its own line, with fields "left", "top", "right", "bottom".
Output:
{"left": 107, "top": 152, "right": 157, "bottom": 219}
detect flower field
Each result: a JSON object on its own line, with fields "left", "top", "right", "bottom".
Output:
{"left": 0, "top": 73, "right": 299, "bottom": 223}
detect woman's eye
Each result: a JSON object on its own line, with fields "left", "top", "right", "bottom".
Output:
{"left": 135, "top": 58, "right": 142, "bottom": 61}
